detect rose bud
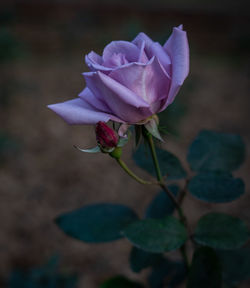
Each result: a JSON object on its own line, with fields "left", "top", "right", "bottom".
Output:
{"left": 95, "top": 121, "right": 118, "bottom": 149}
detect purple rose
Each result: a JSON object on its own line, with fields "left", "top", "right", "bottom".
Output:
{"left": 48, "top": 25, "right": 189, "bottom": 127}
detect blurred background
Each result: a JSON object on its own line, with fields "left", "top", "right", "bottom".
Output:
{"left": 0, "top": 0, "right": 250, "bottom": 287}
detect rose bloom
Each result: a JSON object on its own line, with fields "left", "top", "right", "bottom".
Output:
{"left": 48, "top": 25, "right": 189, "bottom": 128}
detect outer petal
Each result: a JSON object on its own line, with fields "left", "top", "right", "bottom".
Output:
{"left": 162, "top": 25, "right": 189, "bottom": 108}
{"left": 84, "top": 71, "right": 151, "bottom": 123}
{"left": 109, "top": 57, "right": 171, "bottom": 113}
{"left": 78, "top": 87, "right": 111, "bottom": 113}
{"left": 48, "top": 98, "right": 122, "bottom": 125}
{"left": 102, "top": 41, "right": 140, "bottom": 63}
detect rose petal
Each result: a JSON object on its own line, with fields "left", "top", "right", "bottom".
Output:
{"left": 84, "top": 71, "right": 151, "bottom": 123}
{"left": 132, "top": 32, "right": 154, "bottom": 53}
{"left": 48, "top": 98, "right": 122, "bottom": 125}
{"left": 133, "top": 33, "right": 171, "bottom": 74}
{"left": 102, "top": 52, "right": 129, "bottom": 68}
{"left": 162, "top": 25, "right": 189, "bottom": 108}
{"left": 102, "top": 41, "right": 140, "bottom": 63}
{"left": 85, "top": 51, "right": 112, "bottom": 73}
{"left": 78, "top": 87, "right": 111, "bottom": 113}
{"left": 138, "top": 40, "right": 148, "bottom": 63}
{"left": 109, "top": 57, "right": 171, "bottom": 114}
{"left": 118, "top": 123, "right": 130, "bottom": 137}
{"left": 149, "top": 42, "right": 171, "bottom": 75}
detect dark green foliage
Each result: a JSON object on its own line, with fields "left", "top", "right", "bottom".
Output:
{"left": 123, "top": 217, "right": 187, "bottom": 253}
{"left": 188, "top": 172, "right": 244, "bottom": 203}
{"left": 194, "top": 213, "right": 249, "bottom": 250}
{"left": 129, "top": 247, "right": 164, "bottom": 273}
{"left": 148, "top": 258, "right": 186, "bottom": 288}
{"left": 100, "top": 276, "right": 143, "bottom": 288}
{"left": 158, "top": 97, "right": 187, "bottom": 136}
{"left": 145, "top": 185, "right": 179, "bottom": 218}
{"left": 9, "top": 256, "right": 77, "bottom": 288}
{"left": 187, "top": 247, "right": 222, "bottom": 288}
{"left": 0, "top": 131, "right": 20, "bottom": 164}
{"left": 0, "top": 28, "right": 25, "bottom": 62}
{"left": 56, "top": 203, "right": 138, "bottom": 243}
{"left": 187, "top": 130, "right": 245, "bottom": 172}
{"left": 133, "top": 144, "right": 186, "bottom": 180}
{"left": 217, "top": 248, "right": 250, "bottom": 285}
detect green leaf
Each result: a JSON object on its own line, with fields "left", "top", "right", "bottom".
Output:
{"left": 133, "top": 144, "right": 186, "bottom": 180}
{"left": 100, "top": 276, "right": 143, "bottom": 288}
{"left": 187, "top": 130, "right": 245, "bottom": 172}
{"left": 145, "top": 185, "right": 179, "bottom": 219}
{"left": 187, "top": 247, "right": 222, "bottom": 288}
{"left": 217, "top": 248, "right": 250, "bottom": 285}
{"left": 123, "top": 217, "right": 187, "bottom": 253}
{"left": 129, "top": 247, "right": 164, "bottom": 273}
{"left": 148, "top": 258, "right": 186, "bottom": 288}
{"left": 158, "top": 96, "right": 187, "bottom": 136}
{"left": 9, "top": 256, "right": 78, "bottom": 288}
{"left": 56, "top": 203, "right": 138, "bottom": 243}
{"left": 194, "top": 213, "right": 249, "bottom": 250}
{"left": 188, "top": 172, "right": 244, "bottom": 203}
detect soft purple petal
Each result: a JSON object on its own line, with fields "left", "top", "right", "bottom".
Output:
{"left": 138, "top": 40, "right": 148, "bottom": 63}
{"left": 85, "top": 51, "right": 112, "bottom": 72}
{"left": 102, "top": 52, "right": 129, "bottom": 68}
{"left": 133, "top": 32, "right": 171, "bottom": 74}
{"left": 102, "top": 41, "right": 140, "bottom": 63}
{"left": 78, "top": 87, "right": 111, "bottom": 113}
{"left": 132, "top": 32, "right": 154, "bottom": 52}
{"left": 48, "top": 98, "right": 122, "bottom": 125}
{"left": 162, "top": 25, "right": 189, "bottom": 108}
{"left": 84, "top": 71, "right": 151, "bottom": 123}
{"left": 109, "top": 57, "right": 171, "bottom": 114}
{"left": 118, "top": 124, "right": 130, "bottom": 137}
{"left": 149, "top": 42, "right": 171, "bottom": 75}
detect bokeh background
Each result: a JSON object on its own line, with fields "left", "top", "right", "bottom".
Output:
{"left": 1, "top": 0, "right": 250, "bottom": 287}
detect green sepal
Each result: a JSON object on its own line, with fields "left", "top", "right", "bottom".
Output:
{"left": 144, "top": 117, "right": 163, "bottom": 142}
{"left": 74, "top": 145, "right": 101, "bottom": 153}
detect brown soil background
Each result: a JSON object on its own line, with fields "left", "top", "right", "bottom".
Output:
{"left": 0, "top": 1, "right": 250, "bottom": 287}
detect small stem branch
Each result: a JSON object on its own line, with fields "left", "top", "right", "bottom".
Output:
{"left": 116, "top": 158, "right": 154, "bottom": 185}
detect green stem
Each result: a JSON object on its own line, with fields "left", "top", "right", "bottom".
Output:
{"left": 146, "top": 133, "right": 186, "bottom": 222}
{"left": 116, "top": 158, "right": 154, "bottom": 185}
{"left": 145, "top": 132, "right": 190, "bottom": 268}
{"left": 180, "top": 244, "right": 190, "bottom": 271}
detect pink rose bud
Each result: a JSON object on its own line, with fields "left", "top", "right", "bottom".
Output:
{"left": 95, "top": 122, "right": 118, "bottom": 149}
